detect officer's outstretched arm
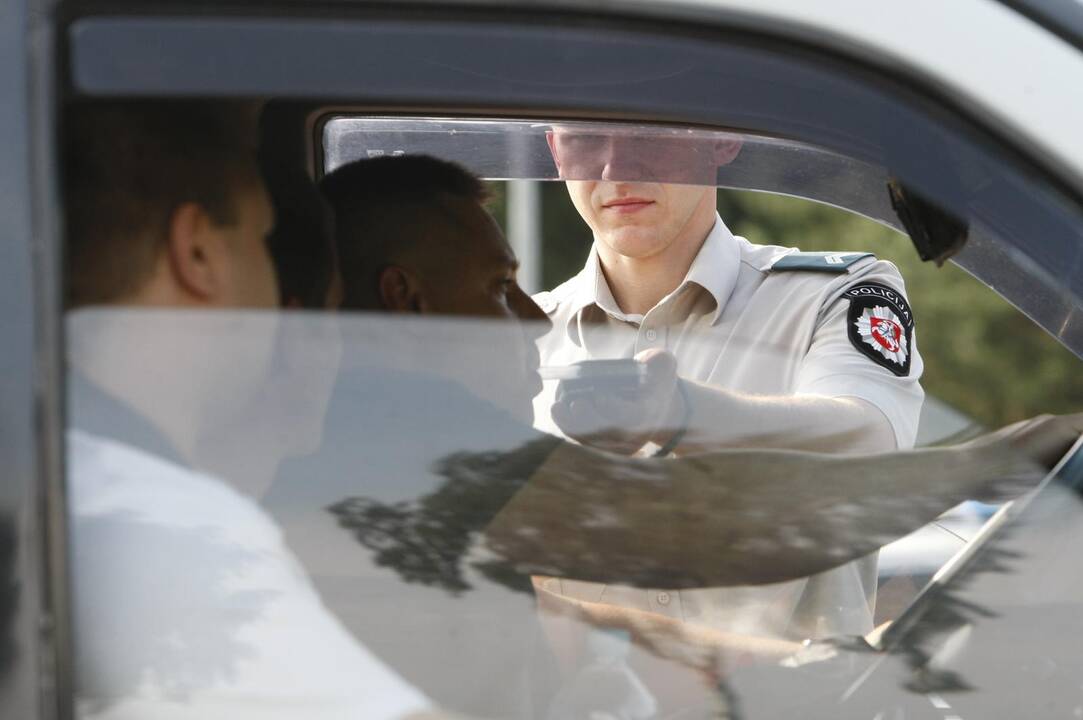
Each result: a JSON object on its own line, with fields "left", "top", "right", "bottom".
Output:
{"left": 550, "top": 350, "right": 897, "bottom": 456}
{"left": 487, "top": 414, "right": 1080, "bottom": 588}
{"left": 675, "top": 382, "right": 896, "bottom": 454}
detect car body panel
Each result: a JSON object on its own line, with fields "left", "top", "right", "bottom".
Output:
{"left": 615, "top": 0, "right": 1083, "bottom": 195}
{"left": 0, "top": 0, "right": 64, "bottom": 716}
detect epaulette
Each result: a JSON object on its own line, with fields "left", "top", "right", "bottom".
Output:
{"left": 769, "top": 251, "right": 874, "bottom": 273}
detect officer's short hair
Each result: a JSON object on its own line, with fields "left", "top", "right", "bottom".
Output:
{"left": 319, "top": 155, "right": 489, "bottom": 310}
{"left": 63, "top": 100, "right": 261, "bottom": 308}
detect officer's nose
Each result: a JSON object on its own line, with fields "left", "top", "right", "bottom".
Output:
{"left": 599, "top": 136, "right": 639, "bottom": 183}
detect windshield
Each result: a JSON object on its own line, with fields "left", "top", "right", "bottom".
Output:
{"left": 64, "top": 107, "right": 1083, "bottom": 720}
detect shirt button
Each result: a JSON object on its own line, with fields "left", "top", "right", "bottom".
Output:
{"left": 657, "top": 592, "right": 671, "bottom": 606}
{"left": 645, "top": 329, "right": 658, "bottom": 342}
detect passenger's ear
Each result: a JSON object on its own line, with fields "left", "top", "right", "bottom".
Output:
{"left": 712, "top": 136, "right": 743, "bottom": 166}
{"left": 165, "top": 202, "right": 226, "bottom": 303}
{"left": 377, "top": 265, "right": 429, "bottom": 314}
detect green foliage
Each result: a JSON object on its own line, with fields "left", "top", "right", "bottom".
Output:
{"left": 489, "top": 180, "right": 594, "bottom": 288}
{"left": 537, "top": 182, "right": 594, "bottom": 289}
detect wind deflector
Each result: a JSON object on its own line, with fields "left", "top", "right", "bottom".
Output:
{"left": 322, "top": 117, "right": 906, "bottom": 233}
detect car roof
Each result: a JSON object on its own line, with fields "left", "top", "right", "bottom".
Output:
{"left": 1000, "top": 0, "right": 1083, "bottom": 54}
{"left": 666, "top": 0, "right": 1083, "bottom": 195}
{"left": 660, "top": 0, "right": 1083, "bottom": 193}
{"left": 362, "top": 0, "right": 1083, "bottom": 195}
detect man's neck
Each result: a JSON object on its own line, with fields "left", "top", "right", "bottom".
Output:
{"left": 595, "top": 200, "right": 717, "bottom": 317}
{"left": 67, "top": 307, "right": 274, "bottom": 472}
{"left": 68, "top": 310, "right": 204, "bottom": 464}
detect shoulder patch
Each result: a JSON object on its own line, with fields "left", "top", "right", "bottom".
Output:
{"left": 843, "top": 282, "right": 914, "bottom": 377}
{"left": 770, "top": 252, "right": 874, "bottom": 273}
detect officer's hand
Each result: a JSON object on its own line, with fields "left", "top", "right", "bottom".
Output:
{"left": 550, "top": 349, "right": 684, "bottom": 455}
{"left": 962, "top": 412, "right": 1083, "bottom": 503}
{"left": 977, "top": 412, "right": 1083, "bottom": 470}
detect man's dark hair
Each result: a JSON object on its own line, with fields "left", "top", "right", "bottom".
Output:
{"left": 63, "top": 100, "right": 261, "bottom": 308}
{"left": 319, "top": 154, "right": 489, "bottom": 310}
{"left": 263, "top": 171, "right": 336, "bottom": 309}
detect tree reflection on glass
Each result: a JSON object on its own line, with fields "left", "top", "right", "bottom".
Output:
{"left": 328, "top": 437, "right": 559, "bottom": 595}
{"left": 73, "top": 512, "right": 272, "bottom": 712}
{"left": 891, "top": 541, "right": 1020, "bottom": 695}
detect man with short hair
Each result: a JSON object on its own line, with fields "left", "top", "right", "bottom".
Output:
{"left": 534, "top": 128, "right": 925, "bottom": 641}
{"left": 538, "top": 128, "right": 921, "bottom": 456}
{"left": 272, "top": 155, "right": 558, "bottom": 718}
{"left": 64, "top": 101, "right": 433, "bottom": 720}
{"left": 325, "top": 155, "right": 548, "bottom": 423}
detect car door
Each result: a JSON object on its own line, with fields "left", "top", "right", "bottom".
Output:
{"left": 11, "top": 1, "right": 1083, "bottom": 718}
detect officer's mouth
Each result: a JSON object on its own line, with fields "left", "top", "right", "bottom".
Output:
{"left": 602, "top": 197, "right": 655, "bottom": 214}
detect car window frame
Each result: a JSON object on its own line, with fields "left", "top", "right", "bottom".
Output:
{"left": 2, "top": 0, "right": 68, "bottom": 718}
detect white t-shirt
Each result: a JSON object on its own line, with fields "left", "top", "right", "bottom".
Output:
{"left": 532, "top": 216, "right": 925, "bottom": 640}
{"left": 68, "top": 429, "right": 431, "bottom": 720}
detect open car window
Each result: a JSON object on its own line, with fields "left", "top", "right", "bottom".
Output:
{"left": 323, "top": 116, "right": 1083, "bottom": 360}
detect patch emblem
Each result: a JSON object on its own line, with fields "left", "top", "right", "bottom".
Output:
{"left": 843, "top": 282, "right": 914, "bottom": 376}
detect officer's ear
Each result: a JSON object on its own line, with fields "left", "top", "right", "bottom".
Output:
{"left": 377, "top": 265, "right": 430, "bottom": 314}
{"left": 712, "top": 136, "right": 743, "bottom": 167}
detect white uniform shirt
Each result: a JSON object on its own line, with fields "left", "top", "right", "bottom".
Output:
{"left": 69, "top": 429, "right": 431, "bottom": 720}
{"left": 532, "top": 215, "right": 925, "bottom": 640}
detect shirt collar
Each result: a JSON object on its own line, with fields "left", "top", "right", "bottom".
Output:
{"left": 679, "top": 214, "right": 740, "bottom": 324}
{"left": 68, "top": 370, "right": 187, "bottom": 467}
{"left": 567, "top": 213, "right": 740, "bottom": 330}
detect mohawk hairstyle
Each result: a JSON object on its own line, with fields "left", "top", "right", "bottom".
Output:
{"left": 319, "top": 154, "right": 490, "bottom": 310}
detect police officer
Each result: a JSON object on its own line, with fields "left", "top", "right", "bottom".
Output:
{"left": 534, "top": 126, "right": 925, "bottom": 641}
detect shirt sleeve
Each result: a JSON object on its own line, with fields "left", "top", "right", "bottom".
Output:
{"left": 794, "top": 263, "right": 925, "bottom": 450}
